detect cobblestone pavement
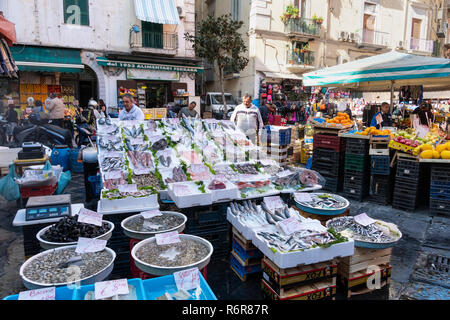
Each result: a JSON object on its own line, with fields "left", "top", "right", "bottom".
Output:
{"left": 0, "top": 173, "right": 448, "bottom": 300}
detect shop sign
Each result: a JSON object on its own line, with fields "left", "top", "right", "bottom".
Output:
{"left": 126, "top": 69, "right": 180, "bottom": 81}
{"left": 98, "top": 58, "right": 201, "bottom": 73}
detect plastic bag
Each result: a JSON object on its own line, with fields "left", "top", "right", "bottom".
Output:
{"left": 0, "top": 164, "right": 20, "bottom": 201}
{"left": 56, "top": 170, "right": 71, "bottom": 195}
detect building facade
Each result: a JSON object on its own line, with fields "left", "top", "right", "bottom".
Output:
{"left": 197, "top": 0, "right": 445, "bottom": 101}
{"left": 0, "top": 0, "right": 200, "bottom": 112}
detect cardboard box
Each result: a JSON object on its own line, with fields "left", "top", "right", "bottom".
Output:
{"left": 203, "top": 112, "right": 213, "bottom": 119}
{"left": 155, "top": 108, "right": 167, "bottom": 119}
{"left": 261, "top": 279, "right": 336, "bottom": 301}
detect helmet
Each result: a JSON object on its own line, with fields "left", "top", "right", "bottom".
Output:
{"left": 88, "top": 99, "right": 98, "bottom": 108}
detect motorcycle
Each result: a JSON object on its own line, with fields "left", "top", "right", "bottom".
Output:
{"left": 75, "top": 122, "right": 96, "bottom": 148}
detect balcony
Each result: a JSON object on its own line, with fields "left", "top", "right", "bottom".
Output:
{"left": 286, "top": 50, "right": 315, "bottom": 70}
{"left": 130, "top": 32, "right": 178, "bottom": 55}
{"left": 223, "top": 64, "right": 240, "bottom": 80}
{"left": 410, "top": 38, "right": 434, "bottom": 54}
{"left": 356, "top": 29, "right": 391, "bottom": 50}
{"left": 285, "top": 18, "right": 321, "bottom": 39}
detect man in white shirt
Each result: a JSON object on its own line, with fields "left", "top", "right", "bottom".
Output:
{"left": 119, "top": 93, "right": 145, "bottom": 121}
{"left": 230, "top": 93, "right": 264, "bottom": 144}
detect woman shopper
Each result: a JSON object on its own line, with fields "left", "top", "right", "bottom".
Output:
{"left": 4, "top": 104, "right": 18, "bottom": 143}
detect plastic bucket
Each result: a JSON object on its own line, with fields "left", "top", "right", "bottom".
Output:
{"left": 70, "top": 148, "right": 84, "bottom": 173}
{"left": 50, "top": 146, "right": 71, "bottom": 171}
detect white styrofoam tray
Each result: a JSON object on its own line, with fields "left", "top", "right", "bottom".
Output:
{"left": 226, "top": 208, "right": 257, "bottom": 241}
{"left": 210, "top": 180, "right": 239, "bottom": 202}
{"left": 279, "top": 184, "right": 323, "bottom": 194}
{"left": 167, "top": 181, "right": 212, "bottom": 208}
{"left": 99, "top": 192, "right": 159, "bottom": 212}
{"left": 251, "top": 226, "right": 355, "bottom": 269}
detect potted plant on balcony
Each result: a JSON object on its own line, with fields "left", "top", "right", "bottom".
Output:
{"left": 312, "top": 14, "right": 324, "bottom": 25}
{"left": 281, "top": 5, "right": 299, "bottom": 24}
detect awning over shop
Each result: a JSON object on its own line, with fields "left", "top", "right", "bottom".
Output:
{"left": 96, "top": 57, "right": 203, "bottom": 73}
{"left": 0, "top": 15, "right": 17, "bottom": 46}
{"left": 10, "top": 46, "right": 84, "bottom": 73}
{"left": 263, "top": 72, "right": 303, "bottom": 80}
{"left": 134, "top": 0, "right": 180, "bottom": 25}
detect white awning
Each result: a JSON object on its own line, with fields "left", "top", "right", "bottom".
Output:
{"left": 263, "top": 72, "right": 303, "bottom": 80}
{"left": 134, "top": 0, "right": 180, "bottom": 25}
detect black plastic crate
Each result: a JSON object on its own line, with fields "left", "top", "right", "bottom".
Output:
{"left": 182, "top": 203, "right": 228, "bottom": 234}
{"left": 342, "top": 189, "right": 368, "bottom": 201}
{"left": 392, "top": 199, "right": 417, "bottom": 212}
{"left": 345, "top": 138, "right": 369, "bottom": 154}
{"left": 193, "top": 226, "right": 230, "bottom": 259}
{"left": 322, "top": 175, "right": 344, "bottom": 193}
{"left": 370, "top": 155, "right": 390, "bottom": 175}
{"left": 430, "top": 180, "right": 450, "bottom": 201}
{"left": 431, "top": 165, "right": 450, "bottom": 182}
{"left": 394, "top": 176, "right": 420, "bottom": 191}
{"left": 368, "top": 174, "right": 393, "bottom": 205}
{"left": 344, "top": 169, "right": 370, "bottom": 185}
{"left": 429, "top": 199, "right": 450, "bottom": 216}
{"left": 312, "top": 148, "right": 344, "bottom": 163}
{"left": 312, "top": 160, "right": 344, "bottom": 177}
{"left": 396, "top": 160, "right": 420, "bottom": 180}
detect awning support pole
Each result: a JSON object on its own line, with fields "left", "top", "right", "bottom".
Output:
{"left": 390, "top": 80, "right": 395, "bottom": 113}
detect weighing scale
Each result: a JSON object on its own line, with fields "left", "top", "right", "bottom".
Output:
{"left": 25, "top": 194, "right": 72, "bottom": 221}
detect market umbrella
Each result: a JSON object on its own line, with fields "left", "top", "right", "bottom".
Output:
{"left": 0, "top": 15, "right": 17, "bottom": 46}
{"left": 303, "top": 51, "right": 450, "bottom": 111}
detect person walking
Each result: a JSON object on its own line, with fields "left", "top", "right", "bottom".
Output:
{"left": 119, "top": 94, "right": 145, "bottom": 121}
{"left": 230, "top": 94, "right": 264, "bottom": 144}
{"left": 47, "top": 92, "right": 65, "bottom": 127}
{"left": 178, "top": 101, "right": 198, "bottom": 118}
{"left": 4, "top": 104, "right": 18, "bottom": 143}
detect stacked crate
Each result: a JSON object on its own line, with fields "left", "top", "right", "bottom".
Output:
{"left": 368, "top": 155, "right": 392, "bottom": 205}
{"left": 182, "top": 203, "right": 230, "bottom": 260}
{"left": 261, "top": 126, "right": 292, "bottom": 166}
{"left": 230, "top": 228, "right": 263, "bottom": 282}
{"left": 429, "top": 164, "right": 450, "bottom": 216}
{"left": 312, "top": 133, "right": 346, "bottom": 192}
{"left": 261, "top": 257, "right": 337, "bottom": 301}
{"left": 392, "top": 158, "right": 421, "bottom": 211}
{"left": 342, "top": 138, "right": 370, "bottom": 201}
{"left": 337, "top": 247, "right": 392, "bottom": 299}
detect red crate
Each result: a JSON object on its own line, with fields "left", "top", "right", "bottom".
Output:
{"left": 129, "top": 238, "right": 207, "bottom": 280}
{"left": 20, "top": 183, "right": 57, "bottom": 199}
{"left": 313, "top": 134, "right": 346, "bottom": 152}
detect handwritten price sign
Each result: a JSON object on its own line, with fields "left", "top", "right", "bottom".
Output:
{"left": 76, "top": 237, "right": 107, "bottom": 254}
{"left": 278, "top": 217, "right": 303, "bottom": 235}
{"left": 104, "top": 170, "right": 122, "bottom": 180}
{"left": 141, "top": 209, "right": 162, "bottom": 219}
{"left": 264, "top": 196, "right": 284, "bottom": 211}
{"left": 294, "top": 192, "right": 313, "bottom": 203}
{"left": 133, "top": 168, "right": 150, "bottom": 175}
{"left": 77, "top": 208, "right": 103, "bottom": 227}
{"left": 104, "top": 151, "right": 122, "bottom": 158}
{"left": 118, "top": 184, "right": 138, "bottom": 193}
{"left": 18, "top": 287, "right": 56, "bottom": 300}
{"left": 354, "top": 213, "right": 377, "bottom": 227}
{"left": 94, "top": 279, "right": 129, "bottom": 300}
{"left": 129, "top": 137, "right": 144, "bottom": 145}
{"left": 174, "top": 268, "right": 200, "bottom": 291}
{"left": 155, "top": 231, "right": 181, "bottom": 245}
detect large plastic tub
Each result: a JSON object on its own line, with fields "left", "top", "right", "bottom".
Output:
{"left": 50, "top": 146, "right": 71, "bottom": 172}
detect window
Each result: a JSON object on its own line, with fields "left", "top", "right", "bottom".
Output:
{"left": 63, "top": 0, "right": 89, "bottom": 26}
{"left": 294, "top": 0, "right": 307, "bottom": 18}
{"left": 231, "top": 0, "right": 241, "bottom": 21}
{"left": 364, "top": 2, "right": 377, "bottom": 14}
{"left": 142, "top": 22, "right": 163, "bottom": 49}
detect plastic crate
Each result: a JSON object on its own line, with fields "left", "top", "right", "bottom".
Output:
{"left": 261, "top": 126, "right": 292, "bottom": 146}
{"left": 312, "top": 148, "right": 343, "bottom": 163}
{"left": 370, "top": 156, "right": 390, "bottom": 175}
{"left": 70, "top": 148, "right": 84, "bottom": 173}
{"left": 344, "top": 169, "right": 370, "bottom": 184}
{"left": 20, "top": 183, "right": 57, "bottom": 198}
{"left": 313, "top": 134, "right": 346, "bottom": 152}
{"left": 345, "top": 138, "right": 369, "bottom": 154}
{"left": 368, "top": 174, "right": 393, "bottom": 205}
{"left": 344, "top": 154, "right": 369, "bottom": 172}
{"left": 322, "top": 175, "right": 343, "bottom": 193}
{"left": 230, "top": 255, "right": 262, "bottom": 276}
{"left": 430, "top": 165, "right": 450, "bottom": 182}
{"left": 429, "top": 199, "right": 450, "bottom": 216}
{"left": 190, "top": 226, "right": 230, "bottom": 260}
{"left": 232, "top": 238, "right": 263, "bottom": 260}
{"left": 182, "top": 204, "right": 228, "bottom": 234}
{"left": 396, "top": 160, "right": 420, "bottom": 180}
{"left": 311, "top": 160, "right": 343, "bottom": 177}
{"left": 394, "top": 176, "right": 420, "bottom": 191}
{"left": 88, "top": 175, "right": 102, "bottom": 197}
{"left": 430, "top": 180, "right": 450, "bottom": 201}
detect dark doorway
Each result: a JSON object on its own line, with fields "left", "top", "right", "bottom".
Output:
{"left": 79, "top": 81, "right": 97, "bottom": 107}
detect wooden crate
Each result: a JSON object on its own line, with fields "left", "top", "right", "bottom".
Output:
{"left": 313, "top": 126, "right": 352, "bottom": 136}
{"left": 262, "top": 257, "right": 337, "bottom": 296}
{"left": 232, "top": 227, "right": 255, "bottom": 250}
{"left": 338, "top": 247, "right": 392, "bottom": 275}
{"left": 292, "top": 206, "right": 350, "bottom": 226}
{"left": 261, "top": 278, "right": 336, "bottom": 301}
{"left": 202, "top": 112, "right": 213, "bottom": 119}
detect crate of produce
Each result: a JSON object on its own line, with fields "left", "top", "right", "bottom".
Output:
{"left": 429, "top": 199, "right": 450, "bottom": 216}
{"left": 20, "top": 183, "right": 58, "bottom": 199}
{"left": 313, "top": 134, "right": 346, "bottom": 152}
{"left": 261, "top": 257, "right": 337, "bottom": 296}
{"left": 370, "top": 155, "right": 390, "bottom": 175}
{"left": 344, "top": 154, "right": 369, "bottom": 172}
{"left": 396, "top": 159, "right": 420, "bottom": 180}
{"left": 388, "top": 140, "right": 419, "bottom": 156}
{"left": 312, "top": 148, "right": 343, "bottom": 163}
{"left": 261, "top": 278, "right": 336, "bottom": 301}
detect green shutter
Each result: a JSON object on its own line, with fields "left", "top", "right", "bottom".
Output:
{"left": 142, "top": 22, "right": 163, "bottom": 49}
{"left": 64, "top": 0, "right": 89, "bottom": 26}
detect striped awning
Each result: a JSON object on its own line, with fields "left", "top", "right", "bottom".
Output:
{"left": 303, "top": 51, "right": 450, "bottom": 89}
{"left": 134, "top": 0, "right": 180, "bottom": 25}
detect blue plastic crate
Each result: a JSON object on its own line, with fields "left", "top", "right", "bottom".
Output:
{"left": 72, "top": 278, "right": 145, "bottom": 300}
{"left": 70, "top": 148, "right": 84, "bottom": 173}
{"left": 370, "top": 155, "right": 390, "bottom": 175}
{"left": 230, "top": 255, "right": 262, "bottom": 275}
{"left": 141, "top": 271, "right": 217, "bottom": 300}
{"left": 3, "top": 286, "right": 76, "bottom": 300}
{"left": 88, "top": 175, "right": 102, "bottom": 197}
{"left": 232, "top": 238, "right": 263, "bottom": 261}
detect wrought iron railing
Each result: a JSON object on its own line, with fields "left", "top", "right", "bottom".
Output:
{"left": 410, "top": 37, "right": 434, "bottom": 53}
{"left": 360, "top": 29, "right": 391, "bottom": 46}
{"left": 141, "top": 32, "right": 178, "bottom": 50}
{"left": 286, "top": 50, "right": 315, "bottom": 66}
{"left": 285, "top": 18, "right": 321, "bottom": 37}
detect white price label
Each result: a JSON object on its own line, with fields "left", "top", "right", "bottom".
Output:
{"left": 264, "top": 196, "right": 284, "bottom": 211}
{"left": 168, "top": 118, "right": 180, "bottom": 125}
{"left": 404, "top": 169, "right": 410, "bottom": 174}
{"left": 278, "top": 217, "right": 303, "bottom": 235}
{"left": 75, "top": 237, "right": 107, "bottom": 254}
{"left": 354, "top": 213, "right": 377, "bottom": 227}
{"left": 123, "top": 120, "right": 139, "bottom": 127}
{"left": 133, "top": 168, "right": 150, "bottom": 175}
{"left": 259, "top": 159, "right": 276, "bottom": 166}
{"left": 130, "top": 137, "right": 144, "bottom": 145}
{"left": 94, "top": 279, "right": 129, "bottom": 300}
{"left": 173, "top": 184, "right": 191, "bottom": 196}
{"left": 104, "top": 170, "right": 122, "bottom": 180}
{"left": 18, "top": 287, "right": 56, "bottom": 300}
{"left": 294, "top": 192, "right": 312, "bottom": 203}
{"left": 376, "top": 113, "right": 383, "bottom": 125}
{"left": 118, "top": 184, "right": 138, "bottom": 193}
{"left": 276, "top": 170, "right": 293, "bottom": 178}
{"left": 141, "top": 209, "right": 162, "bottom": 219}
{"left": 174, "top": 267, "right": 200, "bottom": 291}
{"left": 102, "top": 125, "right": 118, "bottom": 134}
{"left": 104, "top": 151, "right": 122, "bottom": 158}
{"left": 155, "top": 231, "right": 181, "bottom": 245}
{"left": 77, "top": 208, "right": 103, "bottom": 227}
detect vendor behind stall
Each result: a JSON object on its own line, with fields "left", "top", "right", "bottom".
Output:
{"left": 412, "top": 102, "right": 434, "bottom": 128}
{"left": 370, "top": 102, "right": 392, "bottom": 129}
{"left": 119, "top": 94, "right": 145, "bottom": 121}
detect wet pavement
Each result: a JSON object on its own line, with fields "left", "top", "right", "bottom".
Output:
{"left": 0, "top": 173, "right": 448, "bottom": 300}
